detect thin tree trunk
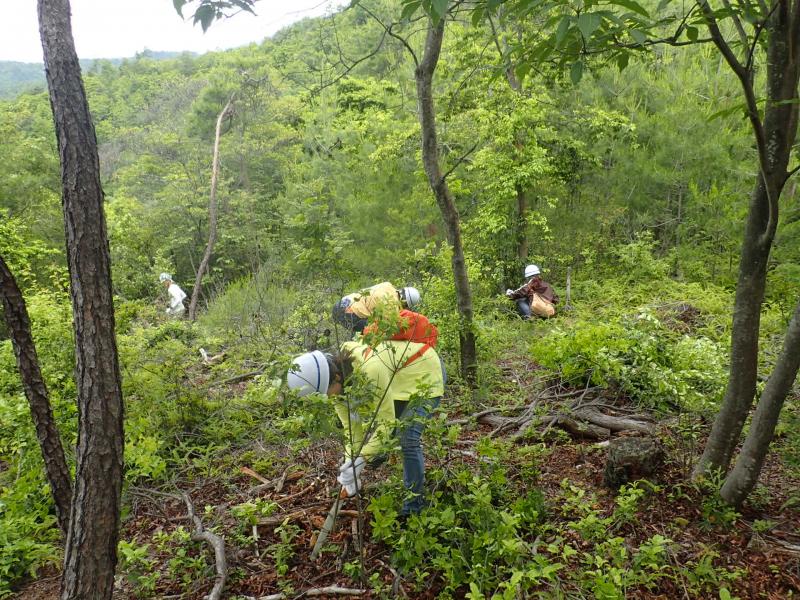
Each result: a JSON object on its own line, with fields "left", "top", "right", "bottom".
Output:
{"left": 695, "top": 1, "right": 800, "bottom": 478}
{"left": 189, "top": 96, "right": 234, "bottom": 320}
{"left": 696, "top": 177, "right": 775, "bottom": 474}
{"left": 38, "top": 0, "right": 125, "bottom": 598}
{"left": 0, "top": 255, "right": 72, "bottom": 536}
{"left": 415, "top": 15, "right": 478, "bottom": 381}
{"left": 516, "top": 184, "right": 528, "bottom": 261}
{"left": 721, "top": 299, "right": 800, "bottom": 507}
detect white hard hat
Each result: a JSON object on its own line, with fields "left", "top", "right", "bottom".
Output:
{"left": 400, "top": 286, "right": 421, "bottom": 309}
{"left": 524, "top": 264, "right": 540, "bottom": 278}
{"left": 159, "top": 272, "right": 172, "bottom": 283}
{"left": 287, "top": 350, "right": 330, "bottom": 397}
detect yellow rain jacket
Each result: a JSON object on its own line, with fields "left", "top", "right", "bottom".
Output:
{"left": 334, "top": 340, "right": 444, "bottom": 459}
{"left": 347, "top": 281, "right": 400, "bottom": 319}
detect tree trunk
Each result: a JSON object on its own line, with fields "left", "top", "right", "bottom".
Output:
{"left": 38, "top": 0, "right": 125, "bottom": 598}
{"left": 0, "top": 255, "right": 72, "bottom": 536}
{"left": 695, "top": 177, "right": 776, "bottom": 474}
{"left": 415, "top": 15, "right": 478, "bottom": 381}
{"left": 189, "top": 96, "right": 234, "bottom": 320}
{"left": 720, "top": 299, "right": 800, "bottom": 507}
{"left": 695, "top": 1, "right": 800, "bottom": 478}
{"left": 515, "top": 184, "right": 528, "bottom": 261}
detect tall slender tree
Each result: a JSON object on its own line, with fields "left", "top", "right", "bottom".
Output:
{"left": 415, "top": 13, "right": 478, "bottom": 381}
{"left": 189, "top": 95, "right": 235, "bottom": 320}
{"left": 38, "top": 0, "right": 125, "bottom": 597}
{"left": 0, "top": 255, "right": 72, "bottom": 536}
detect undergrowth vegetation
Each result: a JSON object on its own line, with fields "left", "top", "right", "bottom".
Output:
{"left": 3, "top": 238, "right": 796, "bottom": 596}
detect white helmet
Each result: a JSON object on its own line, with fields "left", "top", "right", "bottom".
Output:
{"left": 159, "top": 272, "right": 172, "bottom": 283}
{"left": 287, "top": 350, "right": 330, "bottom": 397}
{"left": 400, "top": 286, "right": 421, "bottom": 309}
{"left": 524, "top": 264, "right": 540, "bottom": 278}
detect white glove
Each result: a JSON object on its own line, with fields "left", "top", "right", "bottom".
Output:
{"left": 505, "top": 289, "right": 514, "bottom": 297}
{"left": 165, "top": 307, "right": 171, "bottom": 314}
{"left": 337, "top": 456, "right": 366, "bottom": 497}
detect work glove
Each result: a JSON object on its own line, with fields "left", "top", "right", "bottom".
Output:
{"left": 337, "top": 455, "right": 366, "bottom": 497}
{"left": 505, "top": 289, "right": 514, "bottom": 298}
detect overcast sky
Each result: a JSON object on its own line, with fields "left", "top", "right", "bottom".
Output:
{"left": 2, "top": 0, "right": 342, "bottom": 63}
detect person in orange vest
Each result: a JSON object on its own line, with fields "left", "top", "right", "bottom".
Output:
{"left": 332, "top": 282, "right": 420, "bottom": 334}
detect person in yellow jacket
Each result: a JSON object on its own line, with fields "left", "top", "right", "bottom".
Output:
{"left": 287, "top": 338, "right": 444, "bottom": 516}
{"left": 332, "top": 282, "right": 422, "bottom": 333}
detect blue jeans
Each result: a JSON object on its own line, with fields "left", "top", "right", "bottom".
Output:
{"left": 515, "top": 298, "right": 532, "bottom": 319}
{"left": 395, "top": 397, "right": 441, "bottom": 515}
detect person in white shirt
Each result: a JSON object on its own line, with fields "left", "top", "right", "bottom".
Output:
{"left": 159, "top": 273, "right": 187, "bottom": 316}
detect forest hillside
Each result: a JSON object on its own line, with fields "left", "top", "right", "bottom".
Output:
{"left": 1, "top": 0, "right": 799, "bottom": 598}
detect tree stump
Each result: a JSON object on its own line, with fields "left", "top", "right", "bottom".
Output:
{"left": 603, "top": 437, "right": 665, "bottom": 489}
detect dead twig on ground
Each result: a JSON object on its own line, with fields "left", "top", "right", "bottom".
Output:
{"left": 182, "top": 492, "right": 227, "bottom": 600}
{"left": 248, "top": 587, "right": 366, "bottom": 599}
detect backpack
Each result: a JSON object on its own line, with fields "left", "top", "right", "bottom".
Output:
{"left": 362, "top": 309, "right": 438, "bottom": 367}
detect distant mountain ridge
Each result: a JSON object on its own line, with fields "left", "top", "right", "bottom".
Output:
{"left": 0, "top": 51, "right": 191, "bottom": 100}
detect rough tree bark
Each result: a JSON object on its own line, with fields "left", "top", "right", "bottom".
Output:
{"left": 721, "top": 299, "right": 800, "bottom": 506}
{"left": 415, "top": 15, "right": 478, "bottom": 381}
{"left": 189, "top": 96, "right": 234, "bottom": 320}
{"left": 38, "top": 0, "right": 125, "bottom": 597}
{"left": 0, "top": 255, "right": 72, "bottom": 536}
{"left": 695, "top": 0, "right": 800, "bottom": 478}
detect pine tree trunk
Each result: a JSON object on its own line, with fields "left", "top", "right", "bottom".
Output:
{"left": 189, "top": 97, "right": 234, "bottom": 320}
{"left": 0, "top": 255, "right": 72, "bottom": 536}
{"left": 38, "top": 0, "right": 125, "bottom": 597}
{"left": 721, "top": 299, "right": 800, "bottom": 507}
{"left": 415, "top": 15, "right": 478, "bottom": 382}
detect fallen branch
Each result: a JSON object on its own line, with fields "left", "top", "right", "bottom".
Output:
{"left": 250, "top": 470, "right": 304, "bottom": 494}
{"left": 240, "top": 466, "right": 271, "bottom": 485}
{"left": 278, "top": 479, "right": 318, "bottom": 503}
{"left": 251, "top": 587, "right": 366, "bottom": 600}
{"left": 258, "top": 508, "right": 361, "bottom": 527}
{"left": 206, "top": 368, "right": 264, "bottom": 389}
{"left": 182, "top": 492, "right": 227, "bottom": 600}
{"left": 573, "top": 409, "right": 655, "bottom": 434}
{"left": 446, "top": 407, "right": 505, "bottom": 426}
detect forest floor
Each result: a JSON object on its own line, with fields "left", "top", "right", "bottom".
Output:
{"left": 12, "top": 339, "right": 800, "bottom": 600}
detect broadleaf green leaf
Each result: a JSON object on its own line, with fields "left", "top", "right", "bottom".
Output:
{"left": 555, "top": 15, "right": 571, "bottom": 46}
{"left": 611, "top": 0, "right": 650, "bottom": 17}
{"left": 570, "top": 60, "right": 584, "bottom": 84}
{"left": 402, "top": 0, "right": 422, "bottom": 21}
{"left": 577, "top": 12, "right": 601, "bottom": 40}
{"left": 431, "top": 0, "right": 449, "bottom": 19}
{"left": 630, "top": 29, "right": 647, "bottom": 44}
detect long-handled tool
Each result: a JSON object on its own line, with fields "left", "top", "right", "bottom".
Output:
{"left": 310, "top": 486, "right": 348, "bottom": 560}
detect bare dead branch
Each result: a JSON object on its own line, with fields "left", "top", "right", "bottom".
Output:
{"left": 440, "top": 141, "right": 479, "bottom": 183}
{"left": 183, "top": 492, "right": 227, "bottom": 600}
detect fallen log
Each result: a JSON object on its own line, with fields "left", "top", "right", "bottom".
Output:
{"left": 573, "top": 409, "right": 655, "bottom": 434}
{"left": 554, "top": 416, "right": 610, "bottom": 440}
